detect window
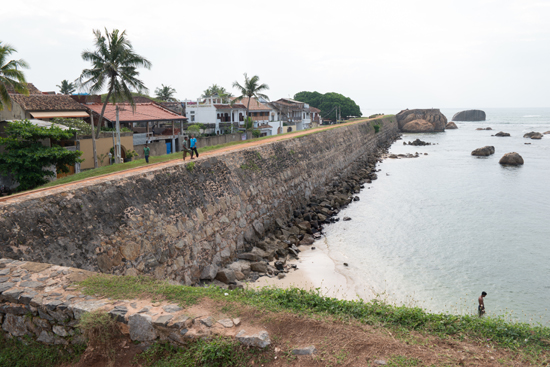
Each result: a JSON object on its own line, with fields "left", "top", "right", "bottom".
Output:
{"left": 191, "top": 115, "right": 195, "bottom": 122}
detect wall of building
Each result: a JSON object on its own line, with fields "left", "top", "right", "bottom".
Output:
{"left": 78, "top": 133, "right": 134, "bottom": 169}
{"left": 0, "top": 102, "right": 26, "bottom": 121}
{"left": 0, "top": 117, "right": 398, "bottom": 285}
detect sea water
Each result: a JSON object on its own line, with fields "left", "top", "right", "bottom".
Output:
{"left": 322, "top": 108, "right": 550, "bottom": 324}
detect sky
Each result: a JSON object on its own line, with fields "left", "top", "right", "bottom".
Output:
{"left": 2, "top": 0, "right": 550, "bottom": 112}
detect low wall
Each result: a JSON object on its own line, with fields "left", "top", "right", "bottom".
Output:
{"left": 134, "top": 142, "right": 167, "bottom": 159}
{"left": 195, "top": 133, "right": 243, "bottom": 148}
{"left": 79, "top": 133, "right": 134, "bottom": 169}
{"left": 0, "top": 117, "right": 398, "bottom": 284}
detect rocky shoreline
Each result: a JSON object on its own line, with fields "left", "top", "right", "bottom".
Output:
{"left": 204, "top": 139, "right": 397, "bottom": 289}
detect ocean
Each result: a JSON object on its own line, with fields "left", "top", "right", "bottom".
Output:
{"left": 320, "top": 108, "right": 550, "bottom": 324}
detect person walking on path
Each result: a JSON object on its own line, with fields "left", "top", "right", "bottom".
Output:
{"left": 478, "top": 291, "right": 487, "bottom": 317}
{"left": 143, "top": 144, "right": 150, "bottom": 164}
{"left": 182, "top": 136, "right": 191, "bottom": 161}
{"left": 190, "top": 135, "right": 199, "bottom": 159}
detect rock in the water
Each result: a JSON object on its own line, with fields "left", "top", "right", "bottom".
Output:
{"left": 401, "top": 119, "right": 435, "bottom": 133}
{"left": 128, "top": 313, "right": 157, "bottom": 341}
{"left": 523, "top": 131, "right": 543, "bottom": 139}
{"left": 236, "top": 330, "right": 271, "bottom": 348}
{"left": 544, "top": 131, "right": 550, "bottom": 135}
{"left": 292, "top": 346, "right": 317, "bottom": 355}
{"left": 471, "top": 146, "right": 495, "bottom": 156}
{"left": 452, "top": 109, "right": 486, "bottom": 121}
{"left": 446, "top": 121, "right": 458, "bottom": 129}
{"left": 396, "top": 109, "right": 447, "bottom": 132}
{"left": 408, "top": 138, "right": 431, "bottom": 146}
{"left": 495, "top": 131, "right": 510, "bottom": 137}
{"left": 499, "top": 152, "right": 524, "bottom": 166}
{"left": 476, "top": 127, "right": 492, "bottom": 130}
{"left": 343, "top": 216, "right": 351, "bottom": 221}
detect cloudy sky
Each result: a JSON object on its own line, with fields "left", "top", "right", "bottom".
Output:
{"left": 3, "top": 0, "right": 550, "bottom": 112}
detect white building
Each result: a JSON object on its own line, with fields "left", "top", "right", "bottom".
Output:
{"left": 267, "top": 98, "right": 311, "bottom": 132}
{"left": 183, "top": 97, "right": 248, "bottom": 134}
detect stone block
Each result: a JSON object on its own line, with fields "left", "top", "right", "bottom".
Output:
{"left": 2, "top": 314, "right": 27, "bottom": 336}
{"left": 236, "top": 330, "right": 270, "bottom": 348}
{"left": 68, "top": 300, "right": 107, "bottom": 319}
{"left": 200, "top": 264, "right": 219, "bottom": 280}
{"left": 128, "top": 313, "right": 157, "bottom": 341}
{"left": 215, "top": 269, "right": 236, "bottom": 284}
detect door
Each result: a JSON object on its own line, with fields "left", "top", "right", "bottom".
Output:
{"left": 166, "top": 142, "right": 171, "bottom": 154}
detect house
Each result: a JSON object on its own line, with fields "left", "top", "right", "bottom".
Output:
{"left": 183, "top": 96, "right": 247, "bottom": 134}
{"left": 0, "top": 83, "right": 89, "bottom": 122}
{"left": 267, "top": 98, "right": 311, "bottom": 131}
{"left": 86, "top": 102, "right": 187, "bottom": 156}
{"left": 310, "top": 106, "right": 321, "bottom": 128}
{"left": 231, "top": 97, "right": 279, "bottom": 136}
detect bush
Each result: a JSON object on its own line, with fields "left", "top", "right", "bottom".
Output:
{"left": 52, "top": 118, "right": 92, "bottom": 135}
{"left": 373, "top": 124, "right": 380, "bottom": 133}
{"left": 187, "top": 124, "right": 201, "bottom": 136}
{"left": 252, "top": 129, "right": 261, "bottom": 138}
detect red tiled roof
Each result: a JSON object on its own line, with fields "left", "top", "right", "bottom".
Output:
{"left": 214, "top": 104, "right": 246, "bottom": 110}
{"left": 10, "top": 94, "right": 87, "bottom": 111}
{"left": 87, "top": 103, "right": 186, "bottom": 122}
{"left": 230, "top": 97, "right": 270, "bottom": 111}
{"left": 5, "top": 82, "right": 41, "bottom": 94}
{"left": 310, "top": 107, "right": 321, "bottom": 113}
{"left": 258, "top": 124, "right": 273, "bottom": 129}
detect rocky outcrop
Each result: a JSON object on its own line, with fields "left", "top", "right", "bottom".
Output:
{"left": 495, "top": 131, "right": 510, "bottom": 137}
{"left": 406, "top": 139, "right": 431, "bottom": 146}
{"left": 396, "top": 109, "right": 447, "bottom": 132}
{"left": 523, "top": 132, "right": 543, "bottom": 139}
{"left": 471, "top": 146, "right": 495, "bottom": 156}
{"left": 499, "top": 152, "right": 524, "bottom": 166}
{"left": 544, "top": 131, "right": 550, "bottom": 135}
{"left": 452, "top": 110, "right": 486, "bottom": 121}
{"left": 446, "top": 122, "right": 458, "bottom": 129}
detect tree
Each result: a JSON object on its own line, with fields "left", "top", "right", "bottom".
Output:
{"left": 294, "top": 91, "right": 362, "bottom": 121}
{"left": 77, "top": 28, "right": 152, "bottom": 139}
{"left": 57, "top": 80, "right": 76, "bottom": 95}
{"left": 187, "top": 124, "right": 201, "bottom": 136}
{"left": 0, "top": 120, "right": 83, "bottom": 191}
{"left": 232, "top": 73, "right": 269, "bottom": 129}
{"left": 202, "top": 84, "right": 233, "bottom": 103}
{"left": 155, "top": 84, "right": 177, "bottom": 101}
{"left": 0, "top": 41, "right": 29, "bottom": 111}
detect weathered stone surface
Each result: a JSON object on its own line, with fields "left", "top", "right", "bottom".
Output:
{"left": 471, "top": 146, "right": 495, "bottom": 156}
{"left": 217, "top": 319, "right": 234, "bottom": 328}
{"left": 499, "top": 152, "right": 524, "bottom": 166}
{"left": 402, "top": 119, "right": 435, "bottom": 133}
{"left": 292, "top": 346, "right": 317, "bottom": 355}
{"left": 200, "top": 316, "right": 214, "bottom": 327}
{"left": 128, "top": 313, "right": 157, "bottom": 341}
{"left": 250, "top": 262, "right": 267, "bottom": 273}
{"left": 237, "top": 253, "right": 263, "bottom": 262}
{"left": 2, "top": 314, "right": 27, "bottom": 336}
{"left": 0, "top": 282, "right": 15, "bottom": 294}
{"left": 37, "top": 330, "right": 56, "bottom": 344}
{"left": 452, "top": 110, "right": 486, "bottom": 121}
{"left": 446, "top": 121, "right": 458, "bottom": 129}
{"left": 153, "top": 315, "right": 173, "bottom": 326}
{"left": 215, "top": 269, "right": 236, "bottom": 284}
{"left": 52, "top": 325, "right": 69, "bottom": 337}
{"left": 200, "top": 264, "right": 219, "bottom": 280}
{"left": 236, "top": 330, "right": 271, "bottom": 348}
{"left": 163, "top": 305, "right": 183, "bottom": 313}
{"left": 68, "top": 300, "right": 107, "bottom": 319}
{"left": 396, "top": 109, "right": 447, "bottom": 132}
{"left": 170, "top": 314, "right": 190, "bottom": 328}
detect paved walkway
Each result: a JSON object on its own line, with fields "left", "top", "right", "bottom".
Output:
{"left": 0, "top": 117, "right": 381, "bottom": 205}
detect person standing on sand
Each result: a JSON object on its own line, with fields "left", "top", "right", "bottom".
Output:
{"left": 143, "top": 144, "right": 150, "bottom": 164}
{"left": 478, "top": 291, "right": 487, "bottom": 317}
{"left": 190, "top": 134, "right": 199, "bottom": 159}
{"left": 182, "top": 136, "right": 191, "bottom": 161}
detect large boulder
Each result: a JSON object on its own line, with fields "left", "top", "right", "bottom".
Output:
{"left": 523, "top": 131, "right": 543, "bottom": 139}
{"left": 471, "top": 146, "right": 495, "bottom": 156}
{"left": 396, "top": 109, "right": 447, "bottom": 132}
{"left": 452, "top": 110, "right": 486, "bottom": 121}
{"left": 401, "top": 119, "right": 434, "bottom": 133}
{"left": 446, "top": 122, "right": 458, "bottom": 129}
{"left": 499, "top": 152, "right": 524, "bottom": 166}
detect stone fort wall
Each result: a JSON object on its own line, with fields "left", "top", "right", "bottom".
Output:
{"left": 0, "top": 117, "right": 398, "bottom": 284}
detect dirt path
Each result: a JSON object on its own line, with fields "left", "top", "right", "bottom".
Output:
{"left": 0, "top": 117, "right": 380, "bottom": 205}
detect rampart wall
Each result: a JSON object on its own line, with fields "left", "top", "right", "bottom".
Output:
{"left": 0, "top": 117, "right": 398, "bottom": 284}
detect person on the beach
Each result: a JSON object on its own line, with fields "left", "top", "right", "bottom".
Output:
{"left": 478, "top": 291, "right": 487, "bottom": 317}
{"left": 143, "top": 144, "right": 150, "bottom": 164}
{"left": 190, "top": 134, "right": 199, "bottom": 159}
{"left": 182, "top": 136, "right": 191, "bottom": 161}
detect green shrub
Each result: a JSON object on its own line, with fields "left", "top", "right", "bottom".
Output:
{"left": 373, "top": 124, "right": 380, "bottom": 133}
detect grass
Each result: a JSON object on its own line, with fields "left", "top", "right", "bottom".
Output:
{"left": 0, "top": 333, "right": 84, "bottom": 367}
{"left": 29, "top": 115, "right": 393, "bottom": 192}
{"left": 78, "top": 275, "right": 550, "bottom": 358}
{"left": 135, "top": 337, "right": 273, "bottom": 367}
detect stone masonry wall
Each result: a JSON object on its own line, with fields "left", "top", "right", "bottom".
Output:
{"left": 0, "top": 117, "right": 398, "bottom": 285}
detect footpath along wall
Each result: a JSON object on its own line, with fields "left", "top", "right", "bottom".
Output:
{"left": 0, "top": 117, "right": 399, "bottom": 284}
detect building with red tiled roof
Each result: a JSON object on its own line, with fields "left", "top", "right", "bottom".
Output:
{"left": 0, "top": 92, "right": 89, "bottom": 121}
{"left": 183, "top": 96, "right": 248, "bottom": 134}
{"left": 86, "top": 103, "right": 185, "bottom": 124}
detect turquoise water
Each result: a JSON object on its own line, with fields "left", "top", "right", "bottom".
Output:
{"left": 324, "top": 108, "right": 550, "bottom": 324}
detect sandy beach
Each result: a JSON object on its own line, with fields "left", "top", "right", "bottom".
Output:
{"left": 250, "top": 237, "right": 369, "bottom": 301}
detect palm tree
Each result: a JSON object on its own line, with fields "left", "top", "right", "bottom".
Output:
{"left": 155, "top": 84, "right": 177, "bottom": 101}
{"left": 77, "top": 28, "right": 152, "bottom": 138}
{"left": 57, "top": 80, "right": 76, "bottom": 95}
{"left": 232, "top": 73, "right": 269, "bottom": 129}
{"left": 0, "top": 42, "right": 29, "bottom": 111}
{"left": 203, "top": 84, "right": 233, "bottom": 102}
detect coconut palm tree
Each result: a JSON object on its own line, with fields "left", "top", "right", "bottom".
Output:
{"left": 232, "top": 73, "right": 269, "bottom": 129}
{"left": 77, "top": 28, "right": 152, "bottom": 138}
{"left": 155, "top": 84, "right": 177, "bottom": 101}
{"left": 0, "top": 42, "right": 29, "bottom": 111}
{"left": 57, "top": 80, "right": 76, "bottom": 95}
{"left": 202, "top": 84, "right": 233, "bottom": 102}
